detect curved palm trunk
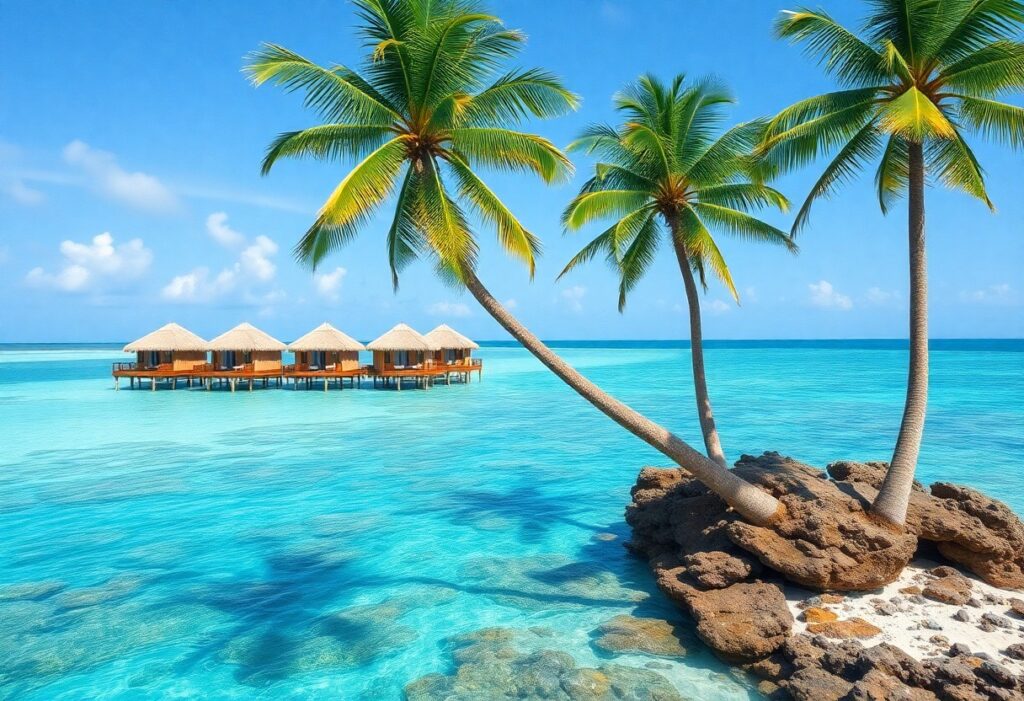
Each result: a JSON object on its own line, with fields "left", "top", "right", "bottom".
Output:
{"left": 873, "top": 141, "right": 928, "bottom": 526}
{"left": 463, "top": 269, "right": 783, "bottom": 526}
{"left": 671, "top": 236, "right": 728, "bottom": 468}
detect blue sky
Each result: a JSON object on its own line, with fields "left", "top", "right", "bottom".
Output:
{"left": 1, "top": 0, "right": 1021, "bottom": 342}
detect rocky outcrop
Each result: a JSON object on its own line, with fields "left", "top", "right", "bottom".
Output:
{"left": 828, "top": 461, "right": 1024, "bottom": 589}
{"left": 727, "top": 453, "right": 918, "bottom": 591}
{"left": 625, "top": 452, "right": 1024, "bottom": 695}
{"left": 626, "top": 463, "right": 794, "bottom": 662}
{"left": 744, "top": 635, "right": 1023, "bottom": 701}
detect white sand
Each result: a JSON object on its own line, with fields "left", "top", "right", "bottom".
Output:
{"left": 784, "top": 558, "right": 1024, "bottom": 675}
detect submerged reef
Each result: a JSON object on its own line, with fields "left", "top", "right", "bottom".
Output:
{"left": 405, "top": 626, "right": 686, "bottom": 701}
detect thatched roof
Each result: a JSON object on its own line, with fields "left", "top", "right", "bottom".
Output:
{"left": 424, "top": 324, "right": 479, "bottom": 350}
{"left": 366, "top": 323, "right": 437, "bottom": 351}
{"left": 123, "top": 323, "right": 207, "bottom": 352}
{"left": 288, "top": 322, "right": 365, "bottom": 352}
{"left": 207, "top": 322, "right": 286, "bottom": 352}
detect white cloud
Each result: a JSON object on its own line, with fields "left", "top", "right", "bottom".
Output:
{"left": 706, "top": 299, "right": 731, "bottom": 315}
{"left": 62, "top": 140, "right": 178, "bottom": 212}
{"left": 561, "top": 285, "right": 587, "bottom": 313}
{"left": 743, "top": 286, "right": 759, "bottom": 304}
{"left": 428, "top": 301, "right": 472, "bottom": 317}
{"left": 866, "top": 287, "right": 900, "bottom": 305}
{"left": 26, "top": 232, "right": 152, "bottom": 293}
{"left": 162, "top": 213, "right": 280, "bottom": 305}
{"left": 503, "top": 298, "right": 518, "bottom": 310}
{"left": 808, "top": 280, "right": 852, "bottom": 310}
{"left": 3, "top": 179, "right": 44, "bottom": 205}
{"left": 314, "top": 267, "right": 347, "bottom": 301}
{"left": 161, "top": 267, "right": 236, "bottom": 302}
{"left": 240, "top": 235, "right": 277, "bottom": 282}
{"left": 960, "top": 283, "right": 1017, "bottom": 305}
{"left": 206, "top": 212, "right": 245, "bottom": 248}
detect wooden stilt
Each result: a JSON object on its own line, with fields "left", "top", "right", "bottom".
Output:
{"left": 115, "top": 377, "right": 120, "bottom": 391}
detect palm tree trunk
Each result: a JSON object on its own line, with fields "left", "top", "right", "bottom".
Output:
{"left": 872, "top": 140, "right": 928, "bottom": 526}
{"left": 462, "top": 269, "right": 783, "bottom": 526}
{"left": 671, "top": 235, "right": 728, "bottom": 468}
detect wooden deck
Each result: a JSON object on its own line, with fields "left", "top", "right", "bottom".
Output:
{"left": 111, "top": 359, "right": 483, "bottom": 392}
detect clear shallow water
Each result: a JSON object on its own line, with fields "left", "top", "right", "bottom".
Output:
{"left": 0, "top": 341, "right": 1021, "bottom": 700}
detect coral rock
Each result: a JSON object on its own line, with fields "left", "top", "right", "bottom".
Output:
{"left": 806, "top": 617, "right": 882, "bottom": 640}
{"left": 803, "top": 607, "right": 839, "bottom": 624}
{"left": 922, "top": 575, "right": 973, "bottom": 606}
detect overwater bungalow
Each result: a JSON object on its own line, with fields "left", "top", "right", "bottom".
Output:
{"left": 200, "top": 322, "right": 286, "bottom": 391}
{"left": 366, "top": 323, "right": 438, "bottom": 389}
{"left": 285, "top": 322, "right": 367, "bottom": 390}
{"left": 114, "top": 322, "right": 208, "bottom": 390}
{"left": 424, "top": 324, "right": 483, "bottom": 384}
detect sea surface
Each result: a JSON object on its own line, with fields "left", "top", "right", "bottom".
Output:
{"left": 0, "top": 340, "right": 1021, "bottom": 700}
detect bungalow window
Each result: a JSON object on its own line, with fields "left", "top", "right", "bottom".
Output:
{"left": 445, "top": 349, "right": 456, "bottom": 363}
{"left": 396, "top": 350, "right": 410, "bottom": 366}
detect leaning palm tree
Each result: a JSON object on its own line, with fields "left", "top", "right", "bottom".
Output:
{"left": 763, "top": 0, "right": 1023, "bottom": 525}
{"left": 561, "top": 75, "right": 795, "bottom": 468}
{"left": 245, "top": 0, "right": 783, "bottom": 524}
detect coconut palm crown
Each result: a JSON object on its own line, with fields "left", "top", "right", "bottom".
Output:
{"left": 561, "top": 74, "right": 795, "bottom": 310}
{"left": 763, "top": 0, "right": 1023, "bottom": 230}
{"left": 244, "top": 0, "right": 578, "bottom": 286}
{"left": 764, "top": 0, "right": 1024, "bottom": 526}
{"left": 559, "top": 75, "right": 795, "bottom": 468}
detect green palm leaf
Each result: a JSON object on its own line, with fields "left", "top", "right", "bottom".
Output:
{"left": 775, "top": 9, "right": 888, "bottom": 86}
{"left": 690, "top": 202, "right": 797, "bottom": 251}
{"left": 261, "top": 125, "right": 395, "bottom": 175}
{"left": 875, "top": 134, "right": 910, "bottom": 214}
{"left": 956, "top": 95, "right": 1024, "bottom": 146}
{"left": 446, "top": 152, "right": 541, "bottom": 276}
{"left": 449, "top": 127, "right": 572, "bottom": 182}
{"left": 244, "top": 44, "right": 401, "bottom": 125}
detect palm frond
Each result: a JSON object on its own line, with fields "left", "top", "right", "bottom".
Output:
{"left": 446, "top": 152, "right": 541, "bottom": 276}
{"left": 385, "top": 166, "right": 426, "bottom": 289}
{"left": 353, "top": 0, "right": 417, "bottom": 111}
{"left": 465, "top": 68, "right": 580, "bottom": 126}
{"left": 294, "top": 136, "right": 410, "bottom": 267}
{"left": 244, "top": 44, "right": 400, "bottom": 125}
{"left": 940, "top": 40, "right": 1024, "bottom": 93}
{"left": 931, "top": 0, "right": 1024, "bottom": 64}
{"left": 450, "top": 127, "right": 573, "bottom": 182}
{"left": 926, "top": 131, "right": 994, "bottom": 207}
{"left": 760, "top": 94, "right": 878, "bottom": 173}
{"left": 679, "top": 207, "right": 739, "bottom": 301}
{"left": 775, "top": 8, "right": 888, "bottom": 86}
{"left": 789, "top": 122, "right": 883, "bottom": 233}
{"left": 690, "top": 202, "right": 797, "bottom": 250}
{"left": 616, "top": 212, "right": 661, "bottom": 311}
{"left": 956, "top": 95, "right": 1024, "bottom": 147}
{"left": 561, "top": 189, "right": 652, "bottom": 230}
{"left": 260, "top": 125, "right": 394, "bottom": 175}
{"left": 697, "top": 182, "right": 791, "bottom": 213}
{"left": 875, "top": 134, "right": 910, "bottom": 213}
{"left": 417, "top": 155, "right": 478, "bottom": 279}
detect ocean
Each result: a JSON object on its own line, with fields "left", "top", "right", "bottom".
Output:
{"left": 1, "top": 340, "right": 1021, "bottom": 699}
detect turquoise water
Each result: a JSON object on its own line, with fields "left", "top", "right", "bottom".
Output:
{"left": 0, "top": 341, "right": 1021, "bottom": 700}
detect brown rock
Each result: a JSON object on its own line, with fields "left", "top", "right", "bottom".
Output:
{"left": 900, "top": 586, "right": 923, "bottom": 595}
{"left": 681, "top": 581, "right": 794, "bottom": 661}
{"left": 820, "top": 593, "right": 845, "bottom": 604}
{"left": 785, "top": 666, "right": 853, "bottom": 701}
{"left": 682, "top": 550, "right": 757, "bottom": 589}
{"left": 806, "top": 617, "right": 882, "bottom": 640}
{"left": 922, "top": 575, "right": 973, "bottom": 606}
{"left": 592, "top": 615, "right": 688, "bottom": 657}
{"left": 725, "top": 453, "right": 917, "bottom": 591}
{"left": 829, "top": 463, "right": 1024, "bottom": 589}
{"left": 1008, "top": 598, "right": 1024, "bottom": 618}
{"left": 846, "top": 669, "right": 938, "bottom": 701}
{"left": 803, "top": 607, "right": 839, "bottom": 624}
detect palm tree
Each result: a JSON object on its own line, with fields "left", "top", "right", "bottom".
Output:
{"left": 560, "top": 75, "right": 796, "bottom": 468}
{"left": 763, "top": 0, "right": 1023, "bottom": 525}
{"left": 245, "top": 0, "right": 783, "bottom": 525}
